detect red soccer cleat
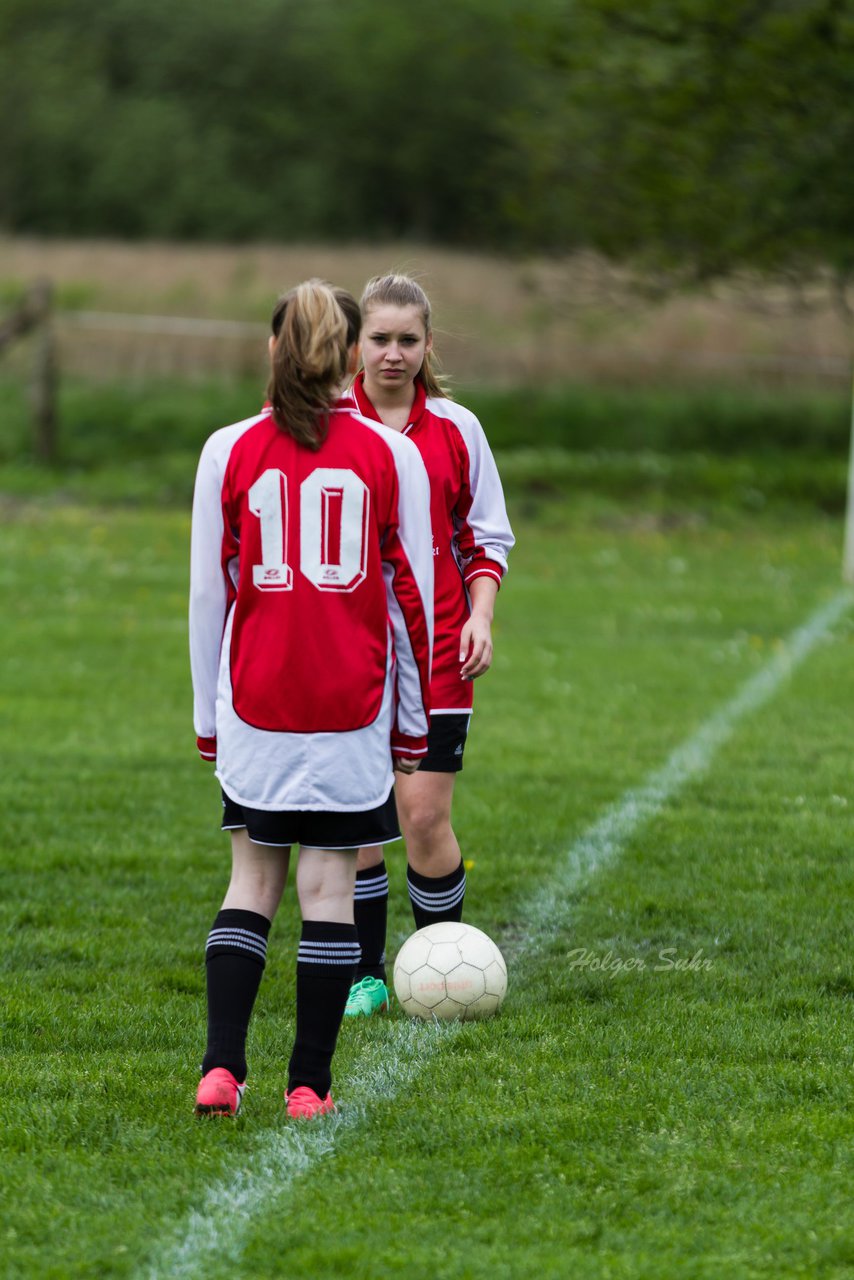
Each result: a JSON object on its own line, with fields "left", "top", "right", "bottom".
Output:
{"left": 284, "top": 1086, "right": 336, "bottom": 1119}
{"left": 195, "top": 1067, "right": 246, "bottom": 1116}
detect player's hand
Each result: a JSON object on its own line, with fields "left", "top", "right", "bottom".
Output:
{"left": 393, "top": 756, "right": 421, "bottom": 774}
{"left": 459, "top": 614, "right": 493, "bottom": 681}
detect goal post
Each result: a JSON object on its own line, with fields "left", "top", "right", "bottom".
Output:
{"left": 844, "top": 368, "right": 854, "bottom": 583}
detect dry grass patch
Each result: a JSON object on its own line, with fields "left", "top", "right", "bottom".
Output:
{"left": 1, "top": 237, "right": 851, "bottom": 387}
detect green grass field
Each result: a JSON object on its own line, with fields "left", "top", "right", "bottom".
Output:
{"left": 2, "top": 489, "right": 853, "bottom": 1279}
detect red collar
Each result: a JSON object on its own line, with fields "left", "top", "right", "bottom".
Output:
{"left": 352, "top": 371, "right": 427, "bottom": 432}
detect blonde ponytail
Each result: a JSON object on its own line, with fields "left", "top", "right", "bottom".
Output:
{"left": 267, "top": 279, "right": 349, "bottom": 449}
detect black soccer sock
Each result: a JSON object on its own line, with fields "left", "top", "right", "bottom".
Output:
{"left": 287, "top": 921, "right": 360, "bottom": 1098}
{"left": 353, "top": 861, "right": 389, "bottom": 982}
{"left": 407, "top": 860, "right": 466, "bottom": 930}
{"left": 201, "top": 908, "right": 271, "bottom": 1083}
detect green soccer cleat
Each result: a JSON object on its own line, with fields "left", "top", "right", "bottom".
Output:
{"left": 344, "top": 976, "right": 390, "bottom": 1018}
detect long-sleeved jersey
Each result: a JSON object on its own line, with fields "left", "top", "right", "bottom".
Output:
{"left": 351, "top": 373, "right": 514, "bottom": 712}
{"left": 189, "top": 401, "right": 434, "bottom": 812}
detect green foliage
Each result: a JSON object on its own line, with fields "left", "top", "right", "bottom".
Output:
{"left": 521, "top": 0, "right": 854, "bottom": 277}
{"left": 0, "top": 373, "right": 848, "bottom": 512}
{"left": 467, "top": 382, "right": 851, "bottom": 454}
{"left": 0, "top": 371, "right": 257, "bottom": 468}
{"left": 0, "top": 0, "right": 532, "bottom": 245}
{"left": 500, "top": 449, "right": 848, "bottom": 515}
{"left": 2, "top": 0, "right": 853, "bottom": 277}
{"left": 1, "top": 373, "right": 848, "bottom": 463}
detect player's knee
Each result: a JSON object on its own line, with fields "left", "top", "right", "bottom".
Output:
{"left": 224, "top": 864, "right": 284, "bottom": 916}
{"left": 400, "top": 800, "right": 450, "bottom": 849}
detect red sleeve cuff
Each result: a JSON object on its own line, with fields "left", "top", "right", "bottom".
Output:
{"left": 464, "top": 558, "right": 504, "bottom": 588}
{"left": 196, "top": 735, "right": 217, "bottom": 761}
{"left": 391, "top": 732, "right": 428, "bottom": 759}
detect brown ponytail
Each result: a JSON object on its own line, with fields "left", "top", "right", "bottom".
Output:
{"left": 266, "top": 279, "right": 349, "bottom": 449}
{"left": 360, "top": 274, "right": 451, "bottom": 400}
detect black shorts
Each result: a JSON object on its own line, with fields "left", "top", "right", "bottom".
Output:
{"left": 420, "top": 713, "right": 471, "bottom": 773}
{"left": 221, "top": 788, "right": 400, "bottom": 849}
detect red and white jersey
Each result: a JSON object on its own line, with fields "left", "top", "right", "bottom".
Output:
{"left": 189, "top": 402, "right": 434, "bottom": 811}
{"left": 352, "top": 373, "right": 514, "bottom": 712}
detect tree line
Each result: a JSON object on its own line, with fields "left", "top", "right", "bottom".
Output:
{"left": 1, "top": 0, "right": 852, "bottom": 286}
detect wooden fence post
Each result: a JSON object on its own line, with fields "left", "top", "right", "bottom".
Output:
{"left": 29, "top": 281, "right": 58, "bottom": 464}
{"left": 0, "top": 280, "right": 58, "bottom": 465}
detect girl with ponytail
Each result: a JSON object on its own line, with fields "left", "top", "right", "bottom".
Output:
{"left": 189, "top": 279, "right": 434, "bottom": 1119}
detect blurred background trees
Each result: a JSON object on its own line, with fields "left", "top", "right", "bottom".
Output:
{"left": 525, "top": 0, "right": 854, "bottom": 290}
{"left": 1, "top": 0, "right": 852, "bottom": 289}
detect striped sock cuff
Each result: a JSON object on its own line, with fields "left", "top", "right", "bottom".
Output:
{"left": 297, "top": 921, "right": 361, "bottom": 974}
{"left": 407, "top": 863, "right": 467, "bottom": 915}
{"left": 206, "top": 909, "right": 270, "bottom": 966}
{"left": 354, "top": 865, "right": 389, "bottom": 902}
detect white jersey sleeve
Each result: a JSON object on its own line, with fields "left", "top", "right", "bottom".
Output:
{"left": 188, "top": 414, "right": 264, "bottom": 742}
{"left": 427, "top": 397, "right": 515, "bottom": 586}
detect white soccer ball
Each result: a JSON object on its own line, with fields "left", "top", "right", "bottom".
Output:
{"left": 393, "top": 921, "right": 508, "bottom": 1021}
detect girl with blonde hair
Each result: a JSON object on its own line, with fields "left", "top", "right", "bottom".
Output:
{"left": 345, "top": 274, "right": 514, "bottom": 1017}
{"left": 189, "top": 280, "right": 433, "bottom": 1116}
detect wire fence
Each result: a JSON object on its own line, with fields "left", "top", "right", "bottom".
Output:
{"left": 49, "top": 309, "right": 853, "bottom": 389}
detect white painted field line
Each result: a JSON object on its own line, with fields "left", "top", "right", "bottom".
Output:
{"left": 149, "top": 1020, "right": 464, "bottom": 1279}
{"left": 146, "top": 587, "right": 852, "bottom": 1280}
{"left": 519, "top": 587, "right": 854, "bottom": 953}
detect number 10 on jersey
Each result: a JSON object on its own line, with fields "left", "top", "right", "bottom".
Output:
{"left": 249, "top": 467, "right": 370, "bottom": 594}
